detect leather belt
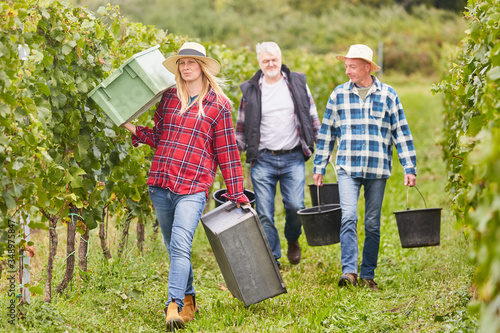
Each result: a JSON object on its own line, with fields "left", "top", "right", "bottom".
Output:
{"left": 261, "top": 145, "right": 302, "bottom": 156}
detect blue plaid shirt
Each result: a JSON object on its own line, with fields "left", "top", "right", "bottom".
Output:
{"left": 313, "top": 76, "right": 416, "bottom": 179}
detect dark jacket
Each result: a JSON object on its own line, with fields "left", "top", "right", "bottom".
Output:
{"left": 239, "top": 64, "right": 316, "bottom": 163}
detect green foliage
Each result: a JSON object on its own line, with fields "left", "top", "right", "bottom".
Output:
{"left": 396, "top": 0, "right": 468, "bottom": 12}
{"left": 433, "top": 0, "right": 500, "bottom": 330}
{"left": 0, "top": 0, "right": 180, "bottom": 289}
{"left": 0, "top": 0, "right": 28, "bottom": 275}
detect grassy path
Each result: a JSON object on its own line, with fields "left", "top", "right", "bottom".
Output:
{"left": 0, "top": 75, "right": 477, "bottom": 332}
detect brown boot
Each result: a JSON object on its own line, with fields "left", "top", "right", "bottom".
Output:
{"left": 287, "top": 240, "right": 301, "bottom": 265}
{"left": 179, "top": 294, "right": 198, "bottom": 322}
{"left": 360, "top": 278, "right": 379, "bottom": 292}
{"left": 338, "top": 273, "right": 358, "bottom": 287}
{"left": 164, "top": 301, "right": 184, "bottom": 331}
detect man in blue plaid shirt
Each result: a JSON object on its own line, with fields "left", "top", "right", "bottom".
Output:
{"left": 313, "top": 44, "right": 417, "bottom": 292}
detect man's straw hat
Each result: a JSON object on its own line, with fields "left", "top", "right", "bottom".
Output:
{"left": 336, "top": 44, "right": 381, "bottom": 72}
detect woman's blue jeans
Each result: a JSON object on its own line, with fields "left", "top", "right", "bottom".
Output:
{"left": 337, "top": 169, "right": 387, "bottom": 279}
{"left": 148, "top": 186, "right": 206, "bottom": 310}
{"left": 250, "top": 150, "right": 305, "bottom": 262}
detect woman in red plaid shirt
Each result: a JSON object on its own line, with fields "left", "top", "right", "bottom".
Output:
{"left": 123, "top": 42, "right": 249, "bottom": 331}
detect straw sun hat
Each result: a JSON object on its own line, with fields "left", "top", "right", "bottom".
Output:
{"left": 336, "top": 44, "right": 381, "bottom": 72}
{"left": 162, "top": 42, "right": 221, "bottom": 76}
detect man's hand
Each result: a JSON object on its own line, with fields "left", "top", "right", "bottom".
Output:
{"left": 405, "top": 174, "right": 416, "bottom": 187}
{"left": 313, "top": 173, "right": 323, "bottom": 186}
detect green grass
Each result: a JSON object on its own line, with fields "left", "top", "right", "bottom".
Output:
{"left": 0, "top": 74, "right": 478, "bottom": 332}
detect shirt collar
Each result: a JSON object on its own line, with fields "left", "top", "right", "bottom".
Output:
{"left": 348, "top": 75, "right": 381, "bottom": 92}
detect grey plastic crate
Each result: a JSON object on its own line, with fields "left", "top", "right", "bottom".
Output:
{"left": 201, "top": 201, "right": 286, "bottom": 307}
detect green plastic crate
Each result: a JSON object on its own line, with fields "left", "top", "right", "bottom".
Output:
{"left": 88, "top": 45, "right": 175, "bottom": 126}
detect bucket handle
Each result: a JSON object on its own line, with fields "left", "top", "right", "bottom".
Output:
{"left": 329, "top": 157, "right": 338, "bottom": 181}
{"left": 316, "top": 185, "right": 321, "bottom": 212}
{"left": 406, "top": 185, "right": 427, "bottom": 210}
{"left": 315, "top": 158, "right": 337, "bottom": 211}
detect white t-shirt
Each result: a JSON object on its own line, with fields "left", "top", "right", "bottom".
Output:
{"left": 259, "top": 77, "right": 300, "bottom": 151}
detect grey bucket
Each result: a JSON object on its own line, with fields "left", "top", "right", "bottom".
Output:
{"left": 213, "top": 189, "right": 255, "bottom": 208}
{"left": 201, "top": 201, "right": 286, "bottom": 306}
{"left": 393, "top": 186, "right": 442, "bottom": 248}
{"left": 297, "top": 186, "right": 342, "bottom": 246}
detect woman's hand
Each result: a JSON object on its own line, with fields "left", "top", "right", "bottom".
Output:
{"left": 122, "top": 122, "right": 137, "bottom": 136}
{"left": 236, "top": 202, "right": 251, "bottom": 208}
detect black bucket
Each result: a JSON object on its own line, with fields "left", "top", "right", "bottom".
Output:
{"left": 297, "top": 188, "right": 342, "bottom": 247}
{"left": 393, "top": 186, "right": 442, "bottom": 248}
{"left": 213, "top": 189, "right": 255, "bottom": 208}
{"left": 308, "top": 183, "right": 340, "bottom": 206}
{"left": 308, "top": 160, "right": 340, "bottom": 206}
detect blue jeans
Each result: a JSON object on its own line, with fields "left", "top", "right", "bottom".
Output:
{"left": 148, "top": 186, "right": 206, "bottom": 310}
{"left": 337, "top": 169, "right": 387, "bottom": 279}
{"left": 250, "top": 150, "right": 305, "bottom": 262}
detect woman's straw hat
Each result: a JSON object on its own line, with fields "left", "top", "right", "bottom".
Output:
{"left": 163, "top": 42, "right": 220, "bottom": 76}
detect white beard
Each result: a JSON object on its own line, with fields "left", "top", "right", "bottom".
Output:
{"left": 265, "top": 69, "right": 280, "bottom": 78}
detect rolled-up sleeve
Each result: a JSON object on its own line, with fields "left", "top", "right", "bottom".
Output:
{"left": 214, "top": 104, "right": 249, "bottom": 204}
{"left": 130, "top": 94, "right": 166, "bottom": 148}
{"left": 313, "top": 94, "right": 338, "bottom": 175}
{"left": 306, "top": 83, "right": 321, "bottom": 141}
{"left": 391, "top": 96, "right": 417, "bottom": 175}
{"left": 235, "top": 97, "right": 246, "bottom": 152}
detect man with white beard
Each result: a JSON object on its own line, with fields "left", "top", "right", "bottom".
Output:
{"left": 236, "top": 42, "right": 320, "bottom": 268}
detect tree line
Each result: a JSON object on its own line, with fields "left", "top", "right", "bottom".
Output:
{"left": 72, "top": 0, "right": 467, "bottom": 76}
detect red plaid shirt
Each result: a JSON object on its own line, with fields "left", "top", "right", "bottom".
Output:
{"left": 132, "top": 87, "right": 248, "bottom": 203}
